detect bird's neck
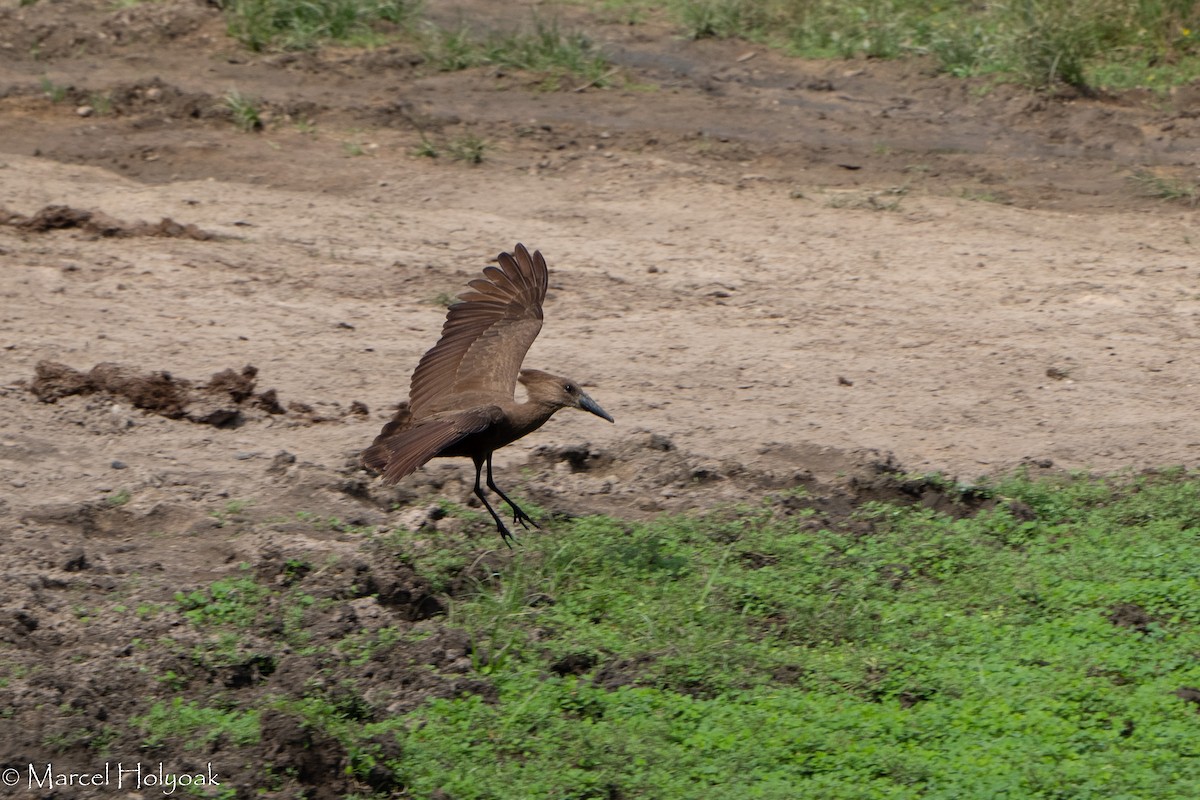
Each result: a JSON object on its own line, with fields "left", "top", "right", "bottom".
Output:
{"left": 507, "top": 397, "right": 559, "bottom": 436}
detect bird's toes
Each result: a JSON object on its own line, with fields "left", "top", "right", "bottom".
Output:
{"left": 497, "top": 526, "right": 516, "bottom": 549}
{"left": 512, "top": 510, "right": 540, "bottom": 531}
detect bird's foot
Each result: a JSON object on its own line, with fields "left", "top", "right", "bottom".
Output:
{"left": 496, "top": 522, "right": 517, "bottom": 549}
{"left": 510, "top": 504, "right": 541, "bottom": 531}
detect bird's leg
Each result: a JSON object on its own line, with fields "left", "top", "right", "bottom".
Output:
{"left": 486, "top": 454, "right": 540, "bottom": 531}
{"left": 473, "top": 456, "right": 515, "bottom": 548}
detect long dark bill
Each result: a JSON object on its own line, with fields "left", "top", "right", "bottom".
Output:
{"left": 578, "top": 392, "right": 614, "bottom": 423}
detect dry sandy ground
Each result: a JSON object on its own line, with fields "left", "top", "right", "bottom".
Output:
{"left": 0, "top": 0, "right": 1198, "bottom": 792}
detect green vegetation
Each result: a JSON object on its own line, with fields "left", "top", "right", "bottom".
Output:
{"left": 58, "top": 469, "right": 1200, "bottom": 796}
{"left": 420, "top": 20, "right": 614, "bottom": 89}
{"left": 223, "top": 0, "right": 422, "bottom": 51}
{"left": 39, "top": 76, "right": 67, "bottom": 102}
{"left": 375, "top": 470, "right": 1200, "bottom": 797}
{"left": 448, "top": 133, "right": 489, "bottom": 164}
{"left": 659, "top": 0, "right": 1200, "bottom": 89}
{"left": 224, "top": 89, "right": 263, "bottom": 132}
{"left": 87, "top": 91, "right": 113, "bottom": 116}
{"left": 175, "top": 575, "right": 271, "bottom": 628}
{"left": 135, "top": 698, "right": 260, "bottom": 750}
{"left": 409, "top": 133, "right": 490, "bottom": 165}
{"left": 209, "top": 0, "right": 1200, "bottom": 90}
{"left": 413, "top": 134, "right": 440, "bottom": 159}
{"left": 1130, "top": 169, "right": 1200, "bottom": 206}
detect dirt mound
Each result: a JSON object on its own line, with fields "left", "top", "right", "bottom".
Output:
{"left": 29, "top": 361, "right": 287, "bottom": 426}
{"left": 1, "top": 204, "right": 214, "bottom": 239}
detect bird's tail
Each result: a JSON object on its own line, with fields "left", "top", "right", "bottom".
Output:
{"left": 362, "top": 416, "right": 473, "bottom": 484}
{"left": 361, "top": 402, "right": 413, "bottom": 474}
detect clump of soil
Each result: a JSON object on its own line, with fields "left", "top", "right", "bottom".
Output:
{"left": 1, "top": 204, "right": 214, "bottom": 239}
{"left": 29, "top": 361, "right": 284, "bottom": 426}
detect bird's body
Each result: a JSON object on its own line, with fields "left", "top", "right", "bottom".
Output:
{"left": 362, "top": 244, "right": 613, "bottom": 545}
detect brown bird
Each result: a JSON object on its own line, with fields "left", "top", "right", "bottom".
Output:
{"left": 362, "top": 244, "right": 614, "bottom": 546}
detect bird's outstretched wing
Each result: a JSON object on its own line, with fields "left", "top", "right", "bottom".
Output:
{"left": 362, "top": 406, "right": 501, "bottom": 484}
{"left": 407, "top": 244, "right": 548, "bottom": 418}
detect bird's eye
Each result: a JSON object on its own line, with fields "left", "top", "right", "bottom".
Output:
{"left": 564, "top": 383, "right": 575, "bottom": 393}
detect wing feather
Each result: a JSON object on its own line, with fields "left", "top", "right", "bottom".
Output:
{"left": 362, "top": 407, "right": 500, "bottom": 484}
{"left": 408, "top": 243, "right": 549, "bottom": 418}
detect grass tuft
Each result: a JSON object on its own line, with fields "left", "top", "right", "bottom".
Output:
{"left": 224, "top": 0, "right": 422, "bottom": 52}
{"left": 421, "top": 20, "right": 614, "bottom": 89}
{"left": 1130, "top": 169, "right": 1200, "bottom": 206}
{"left": 447, "top": 133, "right": 487, "bottom": 164}
{"left": 224, "top": 89, "right": 263, "bottom": 132}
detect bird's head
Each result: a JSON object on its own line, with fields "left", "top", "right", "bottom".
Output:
{"left": 519, "top": 369, "right": 614, "bottom": 423}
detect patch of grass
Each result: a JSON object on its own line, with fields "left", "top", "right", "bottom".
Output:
{"left": 135, "top": 698, "right": 260, "bottom": 750}
{"left": 224, "top": 0, "right": 422, "bottom": 52}
{"left": 44, "top": 724, "right": 117, "bottom": 753}
{"left": 674, "top": 0, "right": 770, "bottom": 41}
{"left": 39, "top": 76, "right": 67, "bottom": 102}
{"left": 825, "top": 186, "right": 908, "bottom": 211}
{"left": 335, "top": 625, "right": 404, "bottom": 666}
{"left": 210, "top": 497, "right": 253, "bottom": 527}
{"left": 412, "top": 134, "right": 439, "bottom": 159}
{"left": 662, "top": 0, "right": 1200, "bottom": 89}
{"left": 1130, "top": 169, "right": 1200, "bottom": 206}
{"left": 379, "top": 470, "right": 1200, "bottom": 797}
{"left": 105, "top": 489, "right": 131, "bottom": 507}
{"left": 224, "top": 89, "right": 263, "bottom": 132}
{"left": 87, "top": 91, "right": 113, "bottom": 115}
{"left": 175, "top": 575, "right": 272, "bottom": 628}
{"left": 224, "top": 498, "right": 252, "bottom": 514}
{"left": 421, "top": 20, "right": 614, "bottom": 89}
{"left": 448, "top": 133, "right": 488, "bottom": 164}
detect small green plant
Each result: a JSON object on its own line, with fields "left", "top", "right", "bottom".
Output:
{"left": 135, "top": 698, "right": 260, "bottom": 750}
{"left": 1130, "top": 169, "right": 1200, "bottom": 206}
{"left": 224, "top": 499, "right": 251, "bottom": 514}
{"left": 209, "top": 499, "right": 251, "bottom": 527}
{"left": 106, "top": 489, "right": 131, "bottom": 507}
{"left": 155, "top": 670, "right": 188, "bottom": 690}
{"left": 343, "top": 140, "right": 367, "bottom": 157}
{"left": 224, "top": 89, "right": 263, "bottom": 132}
{"left": 87, "top": 91, "right": 113, "bottom": 115}
{"left": 39, "top": 76, "right": 67, "bottom": 103}
{"left": 448, "top": 134, "right": 487, "bottom": 164}
{"left": 422, "top": 25, "right": 481, "bottom": 71}
{"left": 413, "top": 134, "right": 439, "bottom": 158}
{"left": 175, "top": 576, "right": 271, "bottom": 628}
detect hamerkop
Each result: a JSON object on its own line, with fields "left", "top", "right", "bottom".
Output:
{"left": 362, "top": 244, "right": 614, "bottom": 546}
